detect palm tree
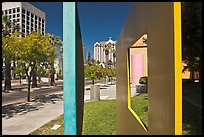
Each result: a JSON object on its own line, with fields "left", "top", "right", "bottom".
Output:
{"left": 2, "top": 15, "right": 20, "bottom": 91}
{"left": 103, "top": 43, "right": 112, "bottom": 68}
{"left": 112, "top": 48, "right": 116, "bottom": 68}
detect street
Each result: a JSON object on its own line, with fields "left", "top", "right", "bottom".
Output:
{"left": 2, "top": 79, "right": 103, "bottom": 106}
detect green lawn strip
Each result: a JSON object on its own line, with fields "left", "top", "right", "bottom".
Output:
{"left": 29, "top": 114, "right": 64, "bottom": 135}
{"left": 82, "top": 100, "right": 116, "bottom": 135}
{"left": 29, "top": 86, "right": 201, "bottom": 135}
{"left": 130, "top": 93, "right": 148, "bottom": 127}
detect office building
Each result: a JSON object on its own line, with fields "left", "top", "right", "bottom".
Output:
{"left": 2, "top": 2, "right": 45, "bottom": 37}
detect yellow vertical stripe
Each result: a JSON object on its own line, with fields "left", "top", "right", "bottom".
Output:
{"left": 127, "top": 49, "right": 131, "bottom": 108}
{"left": 174, "top": 2, "right": 182, "bottom": 135}
{"left": 127, "top": 49, "right": 148, "bottom": 132}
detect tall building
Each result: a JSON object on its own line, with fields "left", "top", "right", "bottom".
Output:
{"left": 2, "top": 2, "right": 46, "bottom": 80}
{"left": 94, "top": 37, "right": 116, "bottom": 67}
{"left": 2, "top": 2, "right": 45, "bottom": 37}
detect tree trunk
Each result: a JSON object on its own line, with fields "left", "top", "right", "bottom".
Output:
{"left": 51, "top": 73, "right": 55, "bottom": 86}
{"left": 32, "top": 68, "right": 37, "bottom": 88}
{"left": 92, "top": 78, "right": 94, "bottom": 85}
{"left": 4, "top": 61, "right": 11, "bottom": 91}
{"left": 38, "top": 75, "right": 41, "bottom": 83}
{"left": 13, "top": 60, "right": 16, "bottom": 79}
{"left": 50, "top": 63, "right": 55, "bottom": 86}
{"left": 19, "top": 74, "right": 21, "bottom": 85}
{"left": 190, "top": 70, "right": 195, "bottom": 81}
{"left": 27, "top": 78, "right": 31, "bottom": 102}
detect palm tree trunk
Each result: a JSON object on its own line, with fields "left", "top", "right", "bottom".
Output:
{"left": 4, "top": 61, "right": 11, "bottom": 91}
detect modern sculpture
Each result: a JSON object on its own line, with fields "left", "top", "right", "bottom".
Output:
{"left": 63, "top": 2, "right": 84, "bottom": 135}
{"left": 116, "top": 2, "right": 182, "bottom": 135}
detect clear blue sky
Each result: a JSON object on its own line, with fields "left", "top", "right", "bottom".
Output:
{"left": 29, "top": 2, "right": 132, "bottom": 60}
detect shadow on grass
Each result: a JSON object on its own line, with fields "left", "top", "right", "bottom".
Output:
{"left": 182, "top": 99, "right": 202, "bottom": 135}
{"left": 182, "top": 80, "right": 202, "bottom": 135}
{"left": 2, "top": 94, "right": 63, "bottom": 119}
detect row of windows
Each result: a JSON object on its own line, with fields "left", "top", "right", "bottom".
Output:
{"left": 21, "top": 20, "right": 45, "bottom": 28}
{"left": 2, "top": 7, "right": 20, "bottom": 15}
{"left": 3, "top": 14, "right": 20, "bottom": 20}
{"left": 2, "top": 8, "right": 45, "bottom": 24}
{"left": 22, "top": 8, "right": 45, "bottom": 23}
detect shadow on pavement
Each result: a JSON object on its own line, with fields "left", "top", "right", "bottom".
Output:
{"left": 2, "top": 93, "right": 63, "bottom": 119}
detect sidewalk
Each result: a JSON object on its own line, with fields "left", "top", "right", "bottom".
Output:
{"left": 2, "top": 81, "right": 117, "bottom": 135}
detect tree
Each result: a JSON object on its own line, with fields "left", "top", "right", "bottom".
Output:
{"left": 47, "top": 34, "right": 63, "bottom": 86}
{"left": 87, "top": 52, "right": 92, "bottom": 66}
{"left": 2, "top": 15, "right": 20, "bottom": 91}
{"left": 17, "top": 31, "right": 50, "bottom": 102}
{"left": 84, "top": 63, "right": 103, "bottom": 85}
{"left": 103, "top": 43, "right": 112, "bottom": 68}
{"left": 112, "top": 48, "right": 116, "bottom": 68}
{"left": 12, "top": 61, "right": 26, "bottom": 85}
{"left": 182, "top": 2, "right": 202, "bottom": 83}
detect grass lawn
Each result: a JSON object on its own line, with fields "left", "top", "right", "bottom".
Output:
{"left": 131, "top": 93, "right": 148, "bottom": 127}
{"left": 30, "top": 83, "right": 202, "bottom": 135}
{"left": 30, "top": 95, "right": 147, "bottom": 135}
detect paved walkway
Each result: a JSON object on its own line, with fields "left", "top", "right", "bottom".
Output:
{"left": 2, "top": 81, "right": 117, "bottom": 135}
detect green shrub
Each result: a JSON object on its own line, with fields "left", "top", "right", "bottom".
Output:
{"left": 139, "top": 76, "right": 148, "bottom": 85}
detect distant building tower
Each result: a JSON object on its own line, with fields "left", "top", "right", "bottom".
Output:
{"left": 94, "top": 37, "right": 116, "bottom": 67}
{"left": 2, "top": 2, "right": 46, "bottom": 37}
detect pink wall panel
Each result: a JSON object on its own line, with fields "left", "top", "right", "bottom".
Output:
{"left": 131, "top": 54, "right": 144, "bottom": 86}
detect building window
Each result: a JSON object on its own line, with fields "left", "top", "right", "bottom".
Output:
{"left": 27, "top": 11, "right": 30, "bottom": 16}
{"left": 31, "top": 18, "right": 34, "bottom": 22}
{"left": 17, "top": 18, "right": 20, "bottom": 22}
{"left": 22, "top": 14, "right": 25, "bottom": 19}
{"left": 39, "top": 17, "right": 41, "bottom": 22}
{"left": 22, "top": 24, "right": 25, "bottom": 28}
{"left": 13, "top": 14, "right": 16, "bottom": 18}
{"left": 22, "top": 9, "right": 25, "bottom": 14}
{"left": 13, "top": 8, "right": 16, "bottom": 13}
{"left": 5, "top": 10, "right": 7, "bottom": 14}
{"left": 27, "top": 21, "right": 30, "bottom": 25}
{"left": 42, "top": 19, "right": 44, "bottom": 24}
{"left": 31, "top": 13, "right": 34, "bottom": 18}
{"left": 27, "top": 16, "right": 30, "bottom": 21}
{"left": 9, "top": 15, "right": 11, "bottom": 19}
{"left": 9, "top": 9, "right": 11, "bottom": 14}
{"left": 17, "top": 14, "right": 20, "bottom": 18}
{"left": 22, "top": 18, "right": 25, "bottom": 23}
{"left": 17, "top": 7, "right": 20, "bottom": 12}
